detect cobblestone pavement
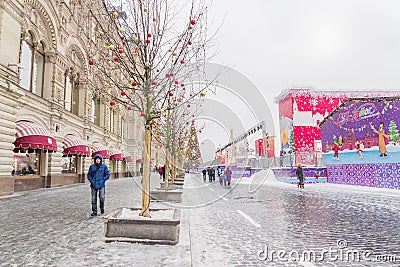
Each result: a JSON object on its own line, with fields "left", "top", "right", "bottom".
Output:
{"left": 1, "top": 172, "right": 400, "bottom": 266}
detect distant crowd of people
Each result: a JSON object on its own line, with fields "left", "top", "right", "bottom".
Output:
{"left": 202, "top": 166, "right": 232, "bottom": 186}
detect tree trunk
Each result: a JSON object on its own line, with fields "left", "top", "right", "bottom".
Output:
{"left": 171, "top": 155, "right": 176, "bottom": 183}
{"left": 140, "top": 124, "right": 151, "bottom": 217}
{"left": 164, "top": 152, "right": 169, "bottom": 191}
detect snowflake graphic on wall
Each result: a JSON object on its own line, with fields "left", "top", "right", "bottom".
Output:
{"left": 309, "top": 98, "right": 318, "bottom": 106}
{"left": 329, "top": 98, "right": 334, "bottom": 105}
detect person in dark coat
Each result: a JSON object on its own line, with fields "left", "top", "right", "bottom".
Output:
{"left": 296, "top": 163, "right": 304, "bottom": 189}
{"left": 225, "top": 167, "right": 232, "bottom": 186}
{"left": 87, "top": 154, "right": 110, "bottom": 216}
{"left": 202, "top": 169, "right": 207, "bottom": 181}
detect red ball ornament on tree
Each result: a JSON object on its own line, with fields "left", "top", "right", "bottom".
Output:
{"left": 110, "top": 101, "right": 115, "bottom": 106}
{"left": 199, "top": 130, "right": 202, "bottom": 133}
{"left": 147, "top": 33, "right": 152, "bottom": 38}
{"left": 140, "top": 112, "right": 146, "bottom": 117}
{"left": 122, "top": 41, "right": 126, "bottom": 46}
{"left": 118, "top": 49, "right": 123, "bottom": 53}
{"left": 187, "top": 104, "right": 191, "bottom": 108}
{"left": 114, "top": 57, "right": 119, "bottom": 62}
{"left": 132, "top": 81, "right": 137, "bottom": 86}
{"left": 157, "top": 69, "right": 160, "bottom": 72}
{"left": 169, "top": 92, "right": 174, "bottom": 97}
{"left": 120, "top": 36, "right": 125, "bottom": 40}
{"left": 89, "top": 59, "right": 94, "bottom": 65}
{"left": 151, "top": 81, "right": 158, "bottom": 86}
{"left": 145, "top": 39, "right": 151, "bottom": 44}
{"left": 180, "top": 59, "right": 185, "bottom": 64}
{"left": 188, "top": 41, "right": 192, "bottom": 45}
{"left": 175, "top": 80, "right": 179, "bottom": 84}
{"left": 127, "top": 106, "right": 132, "bottom": 110}
{"left": 190, "top": 94, "right": 193, "bottom": 97}
{"left": 121, "top": 91, "right": 126, "bottom": 96}
{"left": 190, "top": 19, "right": 196, "bottom": 25}
{"left": 181, "top": 83, "right": 185, "bottom": 87}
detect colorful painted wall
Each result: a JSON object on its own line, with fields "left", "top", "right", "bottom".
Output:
{"left": 278, "top": 89, "right": 345, "bottom": 164}
{"left": 320, "top": 97, "right": 400, "bottom": 165}
{"left": 327, "top": 163, "right": 400, "bottom": 190}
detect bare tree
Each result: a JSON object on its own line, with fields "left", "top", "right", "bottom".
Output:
{"left": 84, "top": 0, "right": 213, "bottom": 216}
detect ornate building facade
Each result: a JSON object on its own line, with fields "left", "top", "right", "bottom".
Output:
{"left": 0, "top": 0, "right": 144, "bottom": 195}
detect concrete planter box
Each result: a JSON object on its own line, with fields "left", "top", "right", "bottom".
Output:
{"left": 173, "top": 180, "right": 184, "bottom": 186}
{"left": 160, "top": 182, "right": 182, "bottom": 189}
{"left": 150, "top": 189, "right": 183, "bottom": 202}
{"left": 103, "top": 207, "right": 180, "bottom": 245}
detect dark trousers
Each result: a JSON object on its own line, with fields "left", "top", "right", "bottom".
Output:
{"left": 91, "top": 187, "right": 105, "bottom": 214}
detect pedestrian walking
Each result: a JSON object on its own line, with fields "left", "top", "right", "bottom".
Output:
{"left": 158, "top": 166, "right": 164, "bottom": 179}
{"left": 211, "top": 167, "right": 216, "bottom": 182}
{"left": 225, "top": 166, "right": 232, "bottom": 186}
{"left": 87, "top": 154, "right": 110, "bottom": 216}
{"left": 296, "top": 163, "right": 304, "bottom": 189}
{"left": 202, "top": 168, "right": 207, "bottom": 181}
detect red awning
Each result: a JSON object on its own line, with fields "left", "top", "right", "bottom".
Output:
{"left": 92, "top": 143, "right": 109, "bottom": 159}
{"left": 122, "top": 152, "right": 132, "bottom": 162}
{"left": 62, "top": 135, "right": 90, "bottom": 156}
{"left": 14, "top": 121, "right": 57, "bottom": 152}
{"left": 109, "top": 148, "right": 123, "bottom": 161}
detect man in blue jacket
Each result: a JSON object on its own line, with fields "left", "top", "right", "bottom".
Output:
{"left": 87, "top": 154, "right": 110, "bottom": 216}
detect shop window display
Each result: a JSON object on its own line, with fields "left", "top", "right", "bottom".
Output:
{"left": 61, "top": 155, "right": 77, "bottom": 174}
{"left": 12, "top": 150, "right": 40, "bottom": 176}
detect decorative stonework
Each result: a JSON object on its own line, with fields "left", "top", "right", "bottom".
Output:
{"left": 24, "top": 0, "right": 57, "bottom": 49}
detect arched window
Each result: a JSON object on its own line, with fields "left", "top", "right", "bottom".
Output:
{"left": 64, "top": 72, "right": 73, "bottom": 111}
{"left": 110, "top": 108, "right": 115, "bottom": 133}
{"left": 19, "top": 33, "right": 45, "bottom": 97}
{"left": 91, "top": 96, "right": 101, "bottom": 126}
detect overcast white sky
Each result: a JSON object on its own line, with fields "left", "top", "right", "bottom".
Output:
{"left": 195, "top": 0, "right": 400, "bottom": 160}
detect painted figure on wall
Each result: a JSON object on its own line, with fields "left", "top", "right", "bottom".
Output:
{"left": 332, "top": 136, "right": 339, "bottom": 159}
{"left": 371, "top": 122, "right": 392, "bottom": 157}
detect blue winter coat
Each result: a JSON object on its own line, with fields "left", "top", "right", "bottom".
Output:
{"left": 87, "top": 154, "right": 110, "bottom": 189}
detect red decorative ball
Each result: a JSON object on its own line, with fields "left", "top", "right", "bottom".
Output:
{"left": 166, "top": 73, "right": 170, "bottom": 78}
{"left": 190, "top": 19, "right": 196, "bottom": 25}
{"left": 89, "top": 59, "right": 94, "bottom": 65}
{"left": 120, "top": 36, "right": 125, "bottom": 40}
{"left": 188, "top": 41, "right": 192, "bottom": 45}
{"left": 151, "top": 81, "right": 158, "bottom": 85}
{"left": 110, "top": 101, "right": 115, "bottom": 106}
{"left": 132, "top": 81, "right": 137, "bottom": 86}
{"left": 122, "top": 41, "right": 126, "bottom": 45}
{"left": 187, "top": 104, "right": 191, "bottom": 108}
{"left": 199, "top": 130, "right": 202, "bottom": 133}
{"left": 145, "top": 39, "right": 150, "bottom": 44}
{"left": 181, "top": 83, "right": 184, "bottom": 87}
{"left": 147, "top": 33, "right": 152, "bottom": 38}
{"left": 157, "top": 69, "right": 160, "bottom": 72}
{"left": 114, "top": 57, "right": 119, "bottom": 61}
{"left": 170, "top": 73, "right": 174, "bottom": 76}
{"left": 175, "top": 80, "right": 179, "bottom": 84}
{"left": 180, "top": 59, "right": 185, "bottom": 64}
{"left": 140, "top": 112, "right": 146, "bottom": 117}
{"left": 169, "top": 92, "right": 174, "bottom": 97}
{"left": 190, "top": 94, "right": 193, "bottom": 97}
{"left": 118, "top": 49, "right": 123, "bottom": 53}
{"left": 182, "top": 88, "right": 185, "bottom": 90}
{"left": 121, "top": 91, "right": 126, "bottom": 96}
{"left": 127, "top": 106, "right": 132, "bottom": 110}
